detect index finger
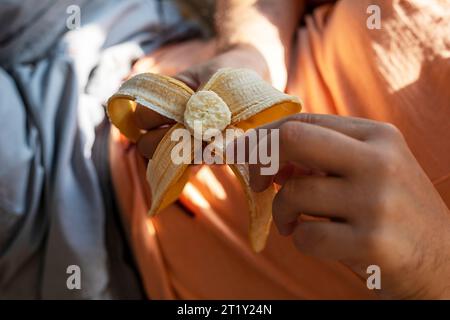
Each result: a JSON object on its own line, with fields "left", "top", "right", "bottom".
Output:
{"left": 133, "top": 104, "right": 175, "bottom": 130}
{"left": 228, "top": 119, "right": 368, "bottom": 192}
{"left": 261, "top": 113, "right": 382, "bottom": 141}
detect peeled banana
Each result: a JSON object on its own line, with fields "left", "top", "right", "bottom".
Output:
{"left": 107, "top": 68, "right": 302, "bottom": 252}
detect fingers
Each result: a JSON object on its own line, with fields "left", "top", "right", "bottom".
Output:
{"left": 133, "top": 104, "right": 174, "bottom": 130}
{"left": 292, "top": 221, "right": 357, "bottom": 261}
{"left": 137, "top": 127, "right": 171, "bottom": 159}
{"left": 248, "top": 120, "right": 367, "bottom": 192}
{"left": 272, "top": 176, "right": 352, "bottom": 235}
{"left": 133, "top": 104, "right": 174, "bottom": 159}
{"left": 262, "top": 113, "right": 382, "bottom": 141}
{"left": 273, "top": 163, "right": 315, "bottom": 186}
{"left": 277, "top": 121, "right": 366, "bottom": 174}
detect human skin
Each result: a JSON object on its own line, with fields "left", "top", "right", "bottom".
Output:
{"left": 238, "top": 113, "right": 450, "bottom": 299}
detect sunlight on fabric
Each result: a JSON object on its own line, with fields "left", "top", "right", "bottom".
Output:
{"left": 372, "top": 41, "right": 420, "bottom": 93}
{"left": 371, "top": 0, "right": 450, "bottom": 93}
{"left": 183, "top": 182, "right": 211, "bottom": 210}
{"left": 145, "top": 219, "right": 156, "bottom": 236}
{"left": 196, "top": 166, "right": 227, "bottom": 200}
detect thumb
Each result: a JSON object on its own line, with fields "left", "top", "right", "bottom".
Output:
{"left": 174, "top": 69, "right": 201, "bottom": 91}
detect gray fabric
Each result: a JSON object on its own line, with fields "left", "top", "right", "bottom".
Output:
{"left": 0, "top": 0, "right": 199, "bottom": 299}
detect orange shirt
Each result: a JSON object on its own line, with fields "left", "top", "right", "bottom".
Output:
{"left": 110, "top": 0, "right": 450, "bottom": 299}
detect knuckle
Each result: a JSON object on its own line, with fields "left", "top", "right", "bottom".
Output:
{"left": 365, "top": 147, "right": 401, "bottom": 177}
{"left": 377, "top": 122, "right": 404, "bottom": 141}
{"left": 359, "top": 229, "right": 388, "bottom": 259}
{"left": 358, "top": 172, "right": 395, "bottom": 218}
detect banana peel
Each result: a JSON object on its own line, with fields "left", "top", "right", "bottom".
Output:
{"left": 107, "top": 68, "right": 302, "bottom": 252}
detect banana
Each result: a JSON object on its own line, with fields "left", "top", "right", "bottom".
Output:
{"left": 184, "top": 90, "right": 231, "bottom": 136}
{"left": 107, "top": 68, "right": 302, "bottom": 252}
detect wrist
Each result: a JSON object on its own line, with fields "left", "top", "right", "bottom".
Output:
{"left": 415, "top": 225, "right": 450, "bottom": 299}
{"left": 217, "top": 40, "right": 288, "bottom": 90}
{"left": 216, "top": 43, "right": 271, "bottom": 81}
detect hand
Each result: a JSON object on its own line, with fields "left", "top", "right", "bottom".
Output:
{"left": 176, "top": 43, "right": 270, "bottom": 91}
{"left": 245, "top": 113, "right": 450, "bottom": 299}
{"left": 133, "top": 44, "right": 270, "bottom": 159}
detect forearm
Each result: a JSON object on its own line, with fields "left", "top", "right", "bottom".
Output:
{"left": 215, "top": 0, "right": 305, "bottom": 88}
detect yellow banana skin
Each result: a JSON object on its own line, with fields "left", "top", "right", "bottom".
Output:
{"left": 107, "top": 68, "right": 302, "bottom": 252}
